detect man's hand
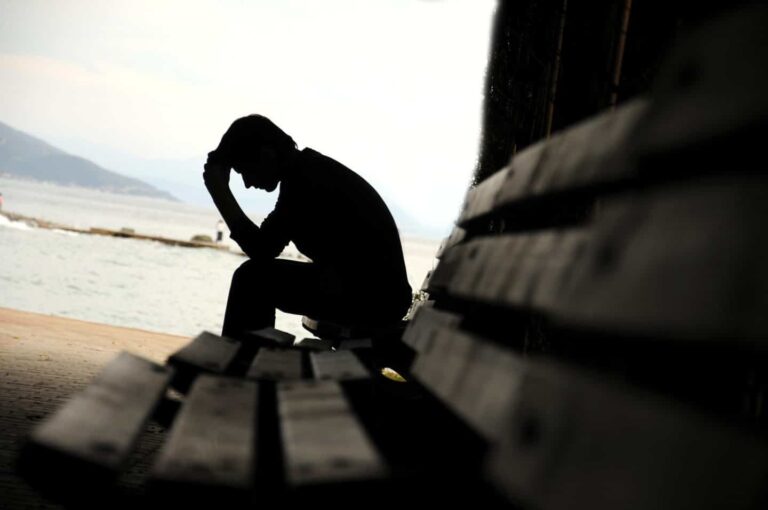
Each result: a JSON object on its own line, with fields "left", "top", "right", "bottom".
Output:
{"left": 203, "top": 157, "right": 231, "bottom": 195}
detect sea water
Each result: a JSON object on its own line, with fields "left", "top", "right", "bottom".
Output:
{"left": 0, "top": 177, "right": 440, "bottom": 339}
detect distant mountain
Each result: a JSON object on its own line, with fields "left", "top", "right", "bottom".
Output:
{"left": 0, "top": 121, "right": 176, "bottom": 201}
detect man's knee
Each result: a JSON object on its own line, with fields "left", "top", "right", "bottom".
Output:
{"left": 232, "top": 258, "right": 274, "bottom": 285}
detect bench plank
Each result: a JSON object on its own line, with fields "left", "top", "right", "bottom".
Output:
{"left": 426, "top": 242, "right": 465, "bottom": 294}
{"left": 525, "top": 100, "right": 646, "bottom": 197}
{"left": 167, "top": 332, "right": 241, "bottom": 390}
{"left": 151, "top": 375, "right": 258, "bottom": 494}
{"left": 435, "top": 227, "right": 466, "bottom": 259}
{"left": 278, "top": 380, "right": 387, "bottom": 486}
{"left": 402, "top": 305, "right": 461, "bottom": 352}
{"left": 458, "top": 168, "right": 509, "bottom": 225}
{"left": 438, "top": 174, "right": 768, "bottom": 341}
{"left": 310, "top": 351, "right": 369, "bottom": 381}
{"left": 459, "top": 99, "right": 646, "bottom": 227}
{"left": 25, "top": 352, "right": 172, "bottom": 479}
{"left": 552, "top": 175, "right": 768, "bottom": 339}
{"left": 293, "top": 337, "right": 334, "bottom": 351}
{"left": 248, "top": 348, "right": 303, "bottom": 381}
{"left": 411, "top": 327, "right": 524, "bottom": 441}
{"left": 246, "top": 327, "right": 296, "bottom": 348}
{"left": 487, "top": 356, "right": 768, "bottom": 510}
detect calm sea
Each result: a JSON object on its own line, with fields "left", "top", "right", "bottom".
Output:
{"left": 0, "top": 177, "right": 440, "bottom": 339}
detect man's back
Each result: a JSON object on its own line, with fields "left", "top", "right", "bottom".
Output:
{"left": 262, "top": 148, "right": 412, "bottom": 315}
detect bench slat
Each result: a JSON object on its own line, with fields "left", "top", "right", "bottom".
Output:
{"left": 459, "top": 100, "right": 647, "bottom": 227}
{"left": 552, "top": 175, "right": 768, "bottom": 339}
{"left": 278, "top": 380, "right": 387, "bottom": 486}
{"left": 522, "top": 100, "right": 645, "bottom": 198}
{"left": 248, "top": 348, "right": 303, "bottom": 381}
{"left": 167, "top": 332, "right": 241, "bottom": 390}
{"left": 419, "top": 269, "right": 433, "bottom": 293}
{"left": 438, "top": 174, "right": 768, "bottom": 340}
{"left": 458, "top": 169, "right": 509, "bottom": 225}
{"left": 246, "top": 327, "right": 296, "bottom": 348}
{"left": 487, "top": 355, "right": 768, "bottom": 510}
{"left": 293, "top": 337, "right": 335, "bottom": 351}
{"left": 435, "top": 227, "right": 466, "bottom": 259}
{"left": 25, "top": 352, "right": 172, "bottom": 478}
{"left": 451, "top": 230, "right": 569, "bottom": 307}
{"left": 426, "top": 242, "right": 464, "bottom": 294}
{"left": 151, "top": 375, "right": 258, "bottom": 494}
{"left": 411, "top": 327, "right": 524, "bottom": 441}
{"left": 402, "top": 305, "right": 461, "bottom": 352}
{"left": 310, "top": 351, "right": 369, "bottom": 381}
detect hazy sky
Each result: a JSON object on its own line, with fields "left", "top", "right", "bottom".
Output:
{"left": 0, "top": 0, "right": 496, "bottom": 234}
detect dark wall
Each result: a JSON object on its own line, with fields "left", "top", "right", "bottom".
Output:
{"left": 473, "top": 0, "right": 754, "bottom": 184}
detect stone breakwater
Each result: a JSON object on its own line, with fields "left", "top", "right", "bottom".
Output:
{"left": 0, "top": 209, "right": 231, "bottom": 251}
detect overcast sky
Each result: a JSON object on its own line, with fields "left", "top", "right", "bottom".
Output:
{"left": 0, "top": 0, "right": 496, "bottom": 234}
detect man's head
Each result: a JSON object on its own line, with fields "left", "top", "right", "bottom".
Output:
{"left": 210, "top": 115, "right": 297, "bottom": 192}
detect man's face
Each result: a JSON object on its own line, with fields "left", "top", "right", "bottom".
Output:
{"left": 232, "top": 147, "right": 280, "bottom": 192}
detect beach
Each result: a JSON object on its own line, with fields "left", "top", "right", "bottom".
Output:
{"left": 0, "top": 307, "right": 190, "bottom": 508}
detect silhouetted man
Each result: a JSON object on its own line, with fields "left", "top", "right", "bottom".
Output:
{"left": 204, "top": 115, "right": 412, "bottom": 339}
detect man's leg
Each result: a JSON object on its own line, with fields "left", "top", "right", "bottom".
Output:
{"left": 221, "top": 258, "right": 351, "bottom": 339}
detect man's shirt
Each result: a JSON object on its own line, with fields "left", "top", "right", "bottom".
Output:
{"left": 230, "top": 148, "right": 412, "bottom": 313}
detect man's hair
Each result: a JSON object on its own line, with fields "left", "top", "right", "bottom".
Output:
{"left": 211, "top": 115, "right": 296, "bottom": 166}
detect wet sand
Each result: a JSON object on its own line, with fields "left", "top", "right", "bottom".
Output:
{"left": 0, "top": 307, "right": 189, "bottom": 508}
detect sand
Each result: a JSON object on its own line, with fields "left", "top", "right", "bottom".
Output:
{"left": 0, "top": 307, "right": 189, "bottom": 509}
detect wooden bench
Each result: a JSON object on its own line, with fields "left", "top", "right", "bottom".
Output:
{"left": 19, "top": 8, "right": 768, "bottom": 509}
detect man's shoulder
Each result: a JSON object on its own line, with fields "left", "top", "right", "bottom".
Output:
{"left": 294, "top": 148, "right": 365, "bottom": 187}
{"left": 299, "top": 147, "right": 344, "bottom": 171}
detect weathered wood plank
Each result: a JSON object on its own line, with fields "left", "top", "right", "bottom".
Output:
{"left": 411, "top": 328, "right": 524, "bottom": 441}
{"left": 449, "top": 231, "right": 562, "bottom": 304}
{"left": 278, "top": 380, "right": 387, "bottom": 486}
{"left": 458, "top": 169, "right": 509, "bottom": 225}
{"left": 293, "top": 337, "right": 334, "bottom": 351}
{"left": 525, "top": 100, "right": 646, "bottom": 197}
{"left": 459, "top": 99, "right": 646, "bottom": 227}
{"left": 426, "top": 242, "right": 465, "bottom": 294}
{"left": 435, "top": 227, "right": 467, "bottom": 259}
{"left": 151, "top": 375, "right": 258, "bottom": 495}
{"left": 449, "top": 237, "right": 498, "bottom": 297}
{"left": 487, "top": 356, "right": 768, "bottom": 510}
{"left": 437, "top": 173, "right": 768, "bottom": 340}
{"left": 23, "top": 352, "right": 172, "bottom": 481}
{"left": 419, "top": 269, "right": 433, "bottom": 293}
{"left": 167, "top": 332, "right": 241, "bottom": 390}
{"left": 493, "top": 142, "right": 547, "bottom": 213}
{"left": 310, "top": 351, "right": 369, "bottom": 381}
{"left": 552, "top": 175, "right": 768, "bottom": 339}
{"left": 402, "top": 305, "right": 461, "bottom": 352}
{"left": 246, "top": 327, "right": 296, "bottom": 348}
{"left": 248, "top": 348, "right": 303, "bottom": 381}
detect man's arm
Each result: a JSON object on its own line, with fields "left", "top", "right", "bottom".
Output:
{"left": 203, "top": 156, "right": 287, "bottom": 259}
